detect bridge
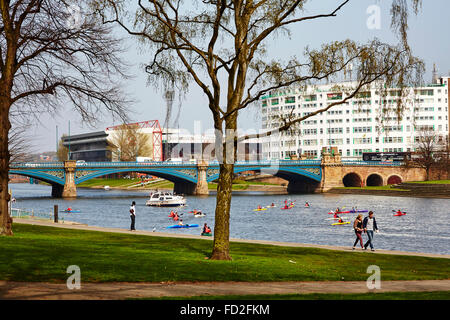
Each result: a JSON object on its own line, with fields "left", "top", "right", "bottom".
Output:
{"left": 9, "top": 152, "right": 427, "bottom": 198}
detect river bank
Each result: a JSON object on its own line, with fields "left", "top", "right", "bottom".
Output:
{"left": 329, "top": 183, "right": 450, "bottom": 199}
{"left": 85, "top": 182, "right": 450, "bottom": 199}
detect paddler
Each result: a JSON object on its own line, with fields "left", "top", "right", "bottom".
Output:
{"left": 305, "top": 202, "right": 310, "bottom": 207}
{"left": 396, "top": 210, "right": 403, "bottom": 215}
{"left": 173, "top": 212, "right": 179, "bottom": 221}
{"left": 194, "top": 210, "right": 202, "bottom": 216}
{"left": 67, "top": 207, "right": 72, "bottom": 212}
{"left": 178, "top": 219, "right": 184, "bottom": 226}
{"left": 169, "top": 210, "right": 175, "bottom": 218}
{"left": 202, "top": 223, "right": 211, "bottom": 234}
{"left": 270, "top": 203, "right": 275, "bottom": 207}
{"left": 257, "top": 205, "right": 262, "bottom": 210}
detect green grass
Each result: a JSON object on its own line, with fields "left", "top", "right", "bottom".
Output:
{"left": 406, "top": 180, "right": 450, "bottom": 185}
{"left": 335, "top": 185, "right": 410, "bottom": 191}
{"left": 140, "top": 291, "right": 450, "bottom": 300}
{"left": 1, "top": 223, "right": 449, "bottom": 283}
{"left": 78, "top": 178, "right": 281, "bottom": 191}
{"left": 78, "top": 178, "right": 142, "bottom": 188}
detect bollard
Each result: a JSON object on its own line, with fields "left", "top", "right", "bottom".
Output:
{"left": 54, "top": 205, "right": 58, "bottom": 223}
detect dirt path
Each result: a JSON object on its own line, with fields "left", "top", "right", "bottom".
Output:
{"left": 1, "top": 280, "right": 449, "bottom": 300}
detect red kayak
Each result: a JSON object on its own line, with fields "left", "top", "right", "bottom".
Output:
{"left": 394, "top": 212, "right": 407, "bottom": 216}
{"left": 328, "top": 210, "right": 368, "bottom": 214}
{"left": 281, "top": 206, "right": 294, "bottom": 210}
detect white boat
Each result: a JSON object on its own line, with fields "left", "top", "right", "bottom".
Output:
{"left": 145, "top": 192, "right": 186, "bottom": 207}
{"left": 104, "top": 185, "right": 110, "bottom": 190}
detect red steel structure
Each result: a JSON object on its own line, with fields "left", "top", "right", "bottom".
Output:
{"left": 105, "top": 120, "right": 163, "bottom": 161}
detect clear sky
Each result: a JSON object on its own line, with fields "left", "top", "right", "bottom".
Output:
{"left": 25, "top": 0, "right": 450, "bottom": 152}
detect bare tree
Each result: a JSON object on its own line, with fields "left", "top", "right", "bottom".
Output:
{"left": 0, "top": 0, "right": 131, "bottom": 236}
{"left": 411, "top": 127, "right": 441, "bottom": 181}
{"left": 56, "top": 135, "right": 69, "bottom": 161}
{"left": 8, "top": 124, "right": 33, "bottom": 163}
{"left": 108, "top": 123, "right": 153, "bottom": 161}
{"left": 98, "top": 0, "right": 423, "bottom": 259}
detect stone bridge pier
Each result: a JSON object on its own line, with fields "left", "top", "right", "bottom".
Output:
{"left": 60, "top": 160, "right": 77, "bottom": 198}
{"left": 174, "top": 160, "right": 209, "bottom": 196}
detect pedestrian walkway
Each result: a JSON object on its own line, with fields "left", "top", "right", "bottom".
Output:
{"left": 14, "top": 218, "right": 450, "bottom": 259}
{"left": 1, "top": 280, "right": 449, "bottom": 300}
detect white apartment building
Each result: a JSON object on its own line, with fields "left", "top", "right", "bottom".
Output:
{"left": 260, "top": 76, "right": 450, "bottom": 160}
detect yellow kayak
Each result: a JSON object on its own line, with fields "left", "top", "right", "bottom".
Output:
{"left": 253, "top": 208, "right": 268, "bottom": 211}
{"left": 331, "top": 221, "right": 350, "bottom": 226}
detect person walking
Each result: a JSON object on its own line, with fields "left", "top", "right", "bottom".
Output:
{"left": 129, "top": 201, "right": 136, "bottom": 231}
{"left": 363, "top": 211, "right": 379, "bottom": 251}
{"left": 352, "top": 214, "right": 364, "bottom": 250}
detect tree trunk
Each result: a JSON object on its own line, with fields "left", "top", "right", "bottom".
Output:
{"left": 211, "top": 162, "right": 234, "bottom": 260}
{"left": 210, "top": 111, "right": 238, "bottom": 260}
{"left": 0, "top": 97, "right": 13, "bottom": 236}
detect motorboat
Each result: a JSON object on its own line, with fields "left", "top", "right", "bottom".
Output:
{"left": 145, "top": 192, "right": 186, "bottom": 207}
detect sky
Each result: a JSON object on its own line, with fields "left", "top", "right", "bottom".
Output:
{"left": 24, "top": 0, "right": 450, "bottom": 152}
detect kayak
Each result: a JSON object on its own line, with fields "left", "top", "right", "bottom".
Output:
{"left": 393, "top": 213, "right": 407, "bottom": 216}
{"left": 166, "top": 224, "right": 199, "bottom": 229}
{"left": 281, "top": 206, "right": 294, "bottom": 210}
{"left": 194, "top": 214, "right": 206, "bottom": 217}
{"left": 266, "top": 205, "right": 277, "bottom": 208}
{"left": 201, "top": 232, "right": 212, "bottom": 236}
{"left": 61, "top": 210, "right": 81, "bottom": 213}
{"left": 325, "top": 217, "right": 341, "bottom": 220}
{"left": 331, "top": 221, "right": 350, "bottom": 226}
{"left": 328, "top": 210, "right": 368, "bottom": 214}
{"left": 253, "top": 208, "right": 268, "bottom": 211}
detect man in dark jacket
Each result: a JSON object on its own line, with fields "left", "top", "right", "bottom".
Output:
{"left": 363, "top": 211, "right": 379, "bottom": 251}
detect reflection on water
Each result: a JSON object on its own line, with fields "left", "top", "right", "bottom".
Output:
{"left": 9, "top": 183, "right": 450, "bottom": 255}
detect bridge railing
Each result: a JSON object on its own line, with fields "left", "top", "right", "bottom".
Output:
{"left": 341, "top": 160, "right": 404, "bottom": 166}
{"left": 10, "top": 162, "right": 64, "bottom": 169}
{"left": 10, "top": 160, "right": 323, "bottom": 168}
{"left": 10, "top": 159, "right": 403, "bottom": 168}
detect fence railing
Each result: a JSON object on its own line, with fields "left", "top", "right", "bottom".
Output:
{"left": 10, "top": 208, "right": 58, "bottom": 221}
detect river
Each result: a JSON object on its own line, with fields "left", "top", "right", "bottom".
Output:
{"left": 8, "top": 183, "right": 450, "bottom": 255}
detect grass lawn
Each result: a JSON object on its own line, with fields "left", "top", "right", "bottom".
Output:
{"left": 77, "top": 178, "right": 276, "bottom": 191}
{"left": 77, "top": 178, "right": 142, "bottom": 188}
{"left": 1, "top": 223, "right": 449, "bottom": 283}
{"left": 335, "top": 185, "right": 410, "bottom": 191}
{"left": 140, "top": 291, "right": 450, "bottom": 300}
{"left": 406, "top": 180, "right": 450, "bottom": 185}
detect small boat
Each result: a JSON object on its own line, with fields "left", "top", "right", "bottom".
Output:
{"left": 61, "top": 210, "right": 81, "bottom": 213}
{"left": 328, "top": 210, "right": 368, "bottom": 214}
{"left": 331, "top": 221, "right": 350, "bottom": 226}
{"left": 253, "top": 208, "right": 268, "bottom": 211}
{"left": 201, "top": 232, "right": 212, "bottom": 236}
{"left": 166, "top": 224, "right": 199, "bottom": 229}
{"left": 104, "top": 185, "right": 110, "bottom": 190}
{"left": 194, "top": 213, "right": 206, "bottom": 218}
{"left": 146, "top": 192, "right": 186, "bottom": 207}
{"left": 393, "top": 212, "right": 407, "bottom": 216}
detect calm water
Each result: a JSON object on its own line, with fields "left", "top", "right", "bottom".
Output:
{"left": 8, "top": 183, "right": 450, "bottom": 255}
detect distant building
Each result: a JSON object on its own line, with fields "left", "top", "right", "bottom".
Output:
{"left": 260, "top": 76, "right": 450, "bottom": 159}
{"left": 62, "top": 121, "right": 262, "bottom": 162}
{"left": 62, "top": 131, "right": 111, "bottom": 162}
